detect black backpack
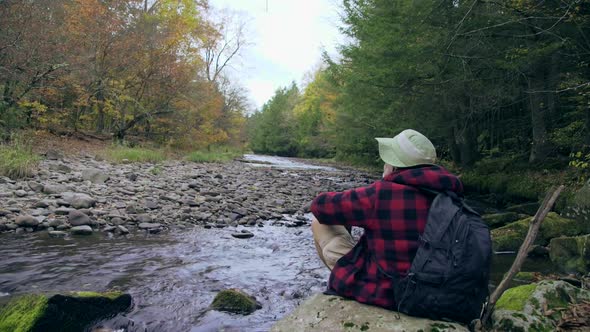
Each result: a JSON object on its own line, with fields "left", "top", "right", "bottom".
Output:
{"left": 377, "top": 189, "right": 492, "bottom": 324}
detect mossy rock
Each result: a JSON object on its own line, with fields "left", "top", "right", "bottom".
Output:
{"left": 210, "top": 289, "right": 261, "bottom": 315}
{"left": 491, "top": 212, "right": 590, "bottom": 251}
{"left": 549, "top": 234, "right": 590, "bottom": 274}
{"left": 492, "top": 280, "right": 590, "bottom": 332}
{"left": 513, "top": 272, "right": 536, "bottom": 283}
{"left": 0, "top": 291, "right": 132, "bottom": 332}
{"left": 482, "top": 212, "right": 520, "bottom": 228}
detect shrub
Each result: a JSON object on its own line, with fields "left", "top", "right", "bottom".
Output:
{"left": 0, "top": 135, "right": 40, "bottom": 179}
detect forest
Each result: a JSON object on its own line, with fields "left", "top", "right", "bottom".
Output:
{"left": 0, "top": 0, "right": 248, "bottom": 148}
{"left": 248, "top": 0, "right": 590, "bottom": 204}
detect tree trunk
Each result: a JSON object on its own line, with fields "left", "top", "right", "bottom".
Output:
{"left": 528, "top": 68, "right": 550, "bottom": 163}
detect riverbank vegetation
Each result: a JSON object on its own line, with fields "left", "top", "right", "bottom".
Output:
{"left": 0, "top": 0, "right": 248, "bottom": 150}
{"left": 248, "top": 0, "right": 590, "bottom": 205}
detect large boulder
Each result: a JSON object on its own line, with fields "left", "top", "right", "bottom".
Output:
{"left": 491, "top": 280, "right": 590, "bottom": 332}
{"left": 210, "top": 289, "right": 261, "bottom": 315}
{"left": 0, "top": 291, "right": 132, "bottom": 332}
{"left": 491, "top": 212, "right": 590, "bottom": 251}
{"left": 271, "top": 294, "right": 468, "bottom": 332}
{"left": 549, "top": 234, "right": 590, "bottom": 274}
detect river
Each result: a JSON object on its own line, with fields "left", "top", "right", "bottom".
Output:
{"left": 0, "top": 155, "right": 555, "bottom": 331}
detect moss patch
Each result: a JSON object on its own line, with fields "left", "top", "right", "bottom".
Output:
{"left": 0, "top": 291, "right": 132, "bottom": 332}
{"left": 72, "top": 291, "right": 123, "bottom": 300}
{"left": 496, "top": 284, "right": 537, "bottom": 311}
{"left": 210, "top": 289, "right": 261, "bottom": 315}
{"left": 0, "top": 294, "right": 48, "bottom": 332}
{"left": 492, "top": 212, "right": 589, "bottom": 251}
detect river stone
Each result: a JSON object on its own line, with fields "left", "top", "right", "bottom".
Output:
{"left": 71, "top": 225, "right": 93, "bottom": 235}
{"left": 138, "top": 222, "right": 161, "bottom": 230}
{"left": 271, "top": 294, "right": 468, "bottom": 332}
{"left": 136, "top": 214, "right": 153, "bottom": 223}
{"left": 491, "top": 280, "right": 590, "bottom": 332}
{"left": 549, "top": 234, "right": 590, "bottom": 273}
{"left": 210, "top": 289, "right": 262, "bottom": 315}
{"left": 116, "top": 225, "right": 129, "bottom": 234}
{"left": 61, "top": 192, "right": 96, "bottom": 209}
{"left": 0, "top": 291, "right": 132, "bottom": 332}
{"left": 144, "top": 200, "right": 159, "bottom": 210}
{"left": 43, "top": 184, "right": 68, "bottom": 195}
{"left": 491, "top": 212, "right": 590, "bottom": 251}
{"left": 82, "top": 168, "right": 110, "bottom": 184}
{"left": 45, "top": 149, "right": 63, "bottom": 160}
{"left": 231, "top": 231, "right": 254, "bottom": 239}
{"left": 68, "top": 210, "right": 92, "bottom": 226}
{"left": 15, "top": 215, "right": 39, "bottom": 227}
{"left": 14, "top": 190, "right": 27, "bottom": 197}
{"left": 55, "top": 207, "right": 74, "bottom": 215}
{"left": 28, "top": 182, "right": 44, "bottom": 192}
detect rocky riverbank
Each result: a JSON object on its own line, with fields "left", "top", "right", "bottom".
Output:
{"left": 0, "top": 152, "right": 374, "bottom": 238}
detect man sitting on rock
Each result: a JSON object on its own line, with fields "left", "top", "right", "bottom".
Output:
{"left": 311, "top": 129, "right": 463, "bottom": 310}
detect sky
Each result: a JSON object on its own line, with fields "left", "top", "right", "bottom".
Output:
{"left": 207, "top": 0, "right": 344, "bottom": 111}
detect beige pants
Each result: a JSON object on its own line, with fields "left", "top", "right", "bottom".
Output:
{"left": 312, "top": 218, "right": 356, "bottom": 270}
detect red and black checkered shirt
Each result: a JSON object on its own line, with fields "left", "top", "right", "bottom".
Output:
{"left": 311, "top": 165, "right": 463, "bottom": 309}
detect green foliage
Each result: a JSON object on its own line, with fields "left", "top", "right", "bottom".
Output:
{"left": 102, "top": 146, "right": 166, "bottom": 164}
{"left": 248, "top": 83, "right": 300, "bottom": 156}
{"left": 0, "top": 134, "right": 41, "bottom": 179}
{"left": 185, "top": 147, "right": 243, "bottom": 163}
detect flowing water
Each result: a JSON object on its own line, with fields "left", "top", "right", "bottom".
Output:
{"left": 0, "top": 155, "right": 556, "bottom": 331}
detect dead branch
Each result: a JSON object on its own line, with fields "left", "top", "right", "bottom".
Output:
{"left": 478, "top": 185, "right": 565, "bottom": 329}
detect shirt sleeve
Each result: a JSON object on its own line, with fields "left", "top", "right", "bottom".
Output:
{"left": 310, "top": 182, "right": 377, "bottom": 228}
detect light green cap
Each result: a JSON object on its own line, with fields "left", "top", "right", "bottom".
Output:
{"left": 375, "top": 129, "right": 436, "bottom": 167}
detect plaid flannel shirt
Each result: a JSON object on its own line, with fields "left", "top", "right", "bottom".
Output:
{"left": 311, "top": 165, "right": 463, "bottom": 309}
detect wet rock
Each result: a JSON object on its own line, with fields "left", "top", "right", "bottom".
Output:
{"left": 549, "top": 234, "right": 590, "bottom": 274}
{"left": 0, "top": 291, "right": 132, "bottom": 332}
{"left": 71, "top": 225, "right": 93, "bottom": 235}
{"left": 15, "top": 215, "right": 39, "bottom": 228}
{"left": 271, "top": 293, "right": 467, "bottom": 332}
{"left": 82, "top": 168, "right": 110, "bottom": 184}
{"left": 492, "top": 280, "right": 590, "bottom": 332}
{"left": 210, "top": 289, "right": 262, "bottom": 315}
{"left": 49, "top": 231, "right": 68, "bottom": 238}
{"left": 231, "top": 231, "right": 254, "bottom": 239}
{"left": 68, "top": 210, "right": 92, "bottom": 226}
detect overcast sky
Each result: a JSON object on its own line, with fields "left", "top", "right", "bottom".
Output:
{"left": 208, "top": 0, "right": 344, "bottom": 110}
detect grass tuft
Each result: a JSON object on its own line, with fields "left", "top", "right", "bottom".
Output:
{"left": 0, "top": 136, "right": 41, "bottom": 179}
{"left": 186, "top": 148, "right": 243, "bottom": 163}
{"left": 103, "top": 146, "right": 166, "bottom": 164}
